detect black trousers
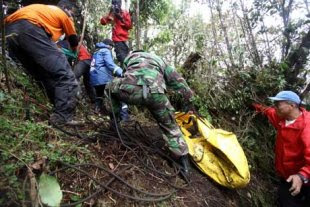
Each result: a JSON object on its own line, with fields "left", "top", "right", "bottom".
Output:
{"left": 5, "top": 20, "right": 78, "bottom": 121}
{"left": 114, "top": 41, "right": 129, "bottom": 65}
{"left": 73, "top": 59, "right": 96, "bottom": 102}
{"left": 278, "top": 179, "right": 310, "bottom": 207}
{"left": 94, "top": 85, "right": 129, "bottom": 121}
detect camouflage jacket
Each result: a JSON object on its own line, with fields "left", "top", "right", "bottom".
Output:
{"left": 122, "top": 51, "right": 194, "bottom": 102}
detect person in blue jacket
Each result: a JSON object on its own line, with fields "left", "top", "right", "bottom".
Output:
{"left": 90, "top": 39, "right": 129, "bottom": 121}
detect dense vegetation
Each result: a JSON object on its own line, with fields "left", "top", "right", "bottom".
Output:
{"left": 1, "top": 0, "right": 309, "bottom": 206}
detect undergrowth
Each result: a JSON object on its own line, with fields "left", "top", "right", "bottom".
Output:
{"left": 0, "top": 65, "right": 92, "bottom": 205}
{"left": 176, "top": 60, "right": 301, "bottom": 206}
{"left": 1, "top": 57, "right": 308, "bottom": 206}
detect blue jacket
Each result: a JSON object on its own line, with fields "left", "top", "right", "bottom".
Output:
{"left": 89, "top": 42, "right": 122, "bottom": 86}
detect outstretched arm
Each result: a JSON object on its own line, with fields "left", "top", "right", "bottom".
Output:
{"left": 100, "top": 13, "right": 114, "bottom": 25}
{"left": 99, "top": 49, "right": 123, "bottom": 77}
{"left": 252, "top": 103, "right": 281, "bottom": 128}
{"left": 164, "top": 66, "right": 194, "bottom": 103}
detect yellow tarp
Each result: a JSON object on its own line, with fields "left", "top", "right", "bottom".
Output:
{"left": 175, "top": 112, "right": 250, "bottom": 188}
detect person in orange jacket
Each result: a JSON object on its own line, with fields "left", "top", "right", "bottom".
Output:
{"left": 100, "top": 0, "right": 132, "bottom": 65}
{"left": 5, "top": 2, "right": 80, "bottom": 125}
{"left": 253, "top": 91, "right": 310, "bottom": 207}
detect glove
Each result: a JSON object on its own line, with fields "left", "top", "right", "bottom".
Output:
{"left": 184, "top": 102, "right": 197, "bottom": 114}
{"left": 113, "top": 67, "right": 123, "bottom": 77}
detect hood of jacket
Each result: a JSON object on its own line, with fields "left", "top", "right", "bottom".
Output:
{"left": 95, "top": 42, "right": 110, "bottom": 49}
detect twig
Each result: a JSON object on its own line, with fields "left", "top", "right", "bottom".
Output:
{"left": 62, "top": 190, "right": 81, "bottom": 196}
{"left": 107, "top": 194, "right": 116, "bottom": 204}
{"left": 0, "top": 0, "right": 11, "bottom": 93}
{"left": 76, "top": 0, "right": 88, "bottom": 56}
{"left": 22, "top": 174, "right": 29, "bottom": 207}
{"left": 0, "top": 149, "right": 40, "bottom": 207}
{"left": 114, "top": 149, "right": 128, "bottom": 170}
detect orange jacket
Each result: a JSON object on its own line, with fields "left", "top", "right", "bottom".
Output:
{"left": 5, "top": 4, "right": 76, "bottom": 42}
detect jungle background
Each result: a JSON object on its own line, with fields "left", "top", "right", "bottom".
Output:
{"left": 0, "top": 0, "right": 310, "bottom": 206}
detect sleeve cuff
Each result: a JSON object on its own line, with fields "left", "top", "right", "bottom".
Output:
{"left": 297, "top": 173, "right": 309, "bottom": 184}
{"left": 113, "top": 67, "right": 123, "bottom": 77}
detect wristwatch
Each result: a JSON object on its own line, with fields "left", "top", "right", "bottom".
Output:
{"left": 297, "top": 173, "right": 309, "bottom": 184}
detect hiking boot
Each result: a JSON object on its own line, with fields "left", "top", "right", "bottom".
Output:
{"left": 64, "top": 119, "right": 84, "bottom": 126}
{"left": 179, "top": 155, "right": 190, "bottom": 175}
{"left": 49, "top": 113, "right": 83, "bottom": 127}
{"left": 119, "top": 119, "right": 134, "bottom": 128}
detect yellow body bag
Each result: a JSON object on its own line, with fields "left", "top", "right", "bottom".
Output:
{"left": 175, "top": 113, "right": 250, "bottom": 188}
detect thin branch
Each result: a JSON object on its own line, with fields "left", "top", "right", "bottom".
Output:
{"left": 76, "top": 0, "right": 88, "bottom": 55}
{"left": 1, "top": 0, "right": 11, "bottom": 93}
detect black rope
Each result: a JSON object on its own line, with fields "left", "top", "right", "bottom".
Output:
{"left": 53, "top": 166, "right": 130, "bottom": 207}
{"left": 47, "top": 88, "right": 191, "bottom": 204}
{"left": 60, "top": 166, "right": 129, "bottom": 207}
{"left": 106, "top": 88, "right": 190, "bottom": 188}
{"left": 59, "top": 163, "right": 175, "bottom": 202}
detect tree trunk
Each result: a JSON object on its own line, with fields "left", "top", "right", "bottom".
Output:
{"left": 135, "top": 0, "right": 141, "bottom": 50}
{"left": 304, "top": 0, "right": 310, "bottom": 15}
{"left": 239, "top": 0, "right": 262, "bottom": 67}
{"left": 1, "top": 0, "right": 11, "bottom": 93}
{"left": 207, "top": 0, "right": 229, "bottom": 68}
{"left": 182, "top": 52, "right": 202, "bottom": 80}
{"left": 273, "top": 0, "right": 294, "bottom": 59}
{"left": 231, "top": 4, "right": 244, "bottom": 69}
{"left": 262, "top": 19, "right": 273, "bottom": 64}
{"left": 285, "top": 29, "right": 310, "bottom": 88}
{"left": 300, "top": 80, "right": 310, "bottom": 100}
{"left": 216, "top": 0, "right": 235, "bottom": 68}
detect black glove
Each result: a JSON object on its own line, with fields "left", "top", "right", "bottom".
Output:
{"left": 184, "top": 102, "right": 197, "bottom": 114}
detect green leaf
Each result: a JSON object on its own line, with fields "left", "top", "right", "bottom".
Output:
{"left": 70, "top": 194, "right": 80, "bottom": 201}
{"left": 0, "top": 92, "right": 5, "bottom": 102}
{"left": 38, "top": 174, "right": 63, "bottom": 207}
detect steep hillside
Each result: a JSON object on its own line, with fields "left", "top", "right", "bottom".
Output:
{"left": 0, "top": 61, "right": 278, "bottom": 207}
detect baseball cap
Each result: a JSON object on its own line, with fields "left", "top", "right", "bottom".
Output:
{"left": 268, "top": 91, "right": 302, "bottom": 105}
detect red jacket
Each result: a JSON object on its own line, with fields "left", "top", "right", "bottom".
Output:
{"left": 78, "top": 45, "right": 91, "bottom": 61}
{"left": 100, "top": 11, "right": 132, "bottom": 42}
{"left": 254, "top": 104, "right": 310, "bottom": 182}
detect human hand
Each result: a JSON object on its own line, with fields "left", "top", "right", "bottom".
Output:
{"left": 287, "top": 174, "right": 303, "bottom": 196}
{"left": 108, "top": 14, "right": 114, "bottom": 21}
{"left": 251, "top": 103, "right": 260, "bottom": 109}
{"left": 113, "top": 67, "right": 123, "bottom": 77}
{"left": 186, "top": 103, "right": 197, "bottom": 115}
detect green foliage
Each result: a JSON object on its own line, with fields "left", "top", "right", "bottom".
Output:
{"left": 131, "top": 0, "right": 172, "bottom": 24}
{"left": 182, "top": 58, "right": 292, "bottom": 206}
{"left": 38, "top": 174, "right": 63, "bottom": 207}
{"left": 0, "top": 67, "right": 91, "bottom": 205}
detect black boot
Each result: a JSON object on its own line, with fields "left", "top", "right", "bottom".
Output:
{"left": 179, "top": 155, "right": 190, "bottom": 175}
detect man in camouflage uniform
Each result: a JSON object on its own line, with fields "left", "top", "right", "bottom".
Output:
{"left": 105, "top": 51, "right": 194, "bottom": 173}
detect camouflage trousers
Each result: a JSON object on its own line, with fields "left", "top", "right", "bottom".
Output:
{"left": 105, "top": 81, "right": 189, "bottom": 157}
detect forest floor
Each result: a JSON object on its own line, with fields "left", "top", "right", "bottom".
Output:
{"left": 0, "top": 64, "right": 277, "bottom": 206}
{"left": 0, "top": 104, "right": 261, "bottom": 207}
{"left": 45, "top": 117, "right": 252, "bottom": 207}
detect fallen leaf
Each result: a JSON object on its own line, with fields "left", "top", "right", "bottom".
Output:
{"left": 108, "top": 163, "right": 115, "bottom": 170}
{"left": 38, "top": 173, "right": 63, "bottom": 207}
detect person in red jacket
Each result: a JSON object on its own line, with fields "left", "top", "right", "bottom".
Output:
{"left": 253, "top": 90, "right": 310, "bottom": 207}
{"left": 57, "top": 39, "right": 96, "bottom": 103}
{"left": 74, "top": 44, "right": 96, "bottom": 103}
{"left": 100, "top": 0, "right": 132, "bottom": 65}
